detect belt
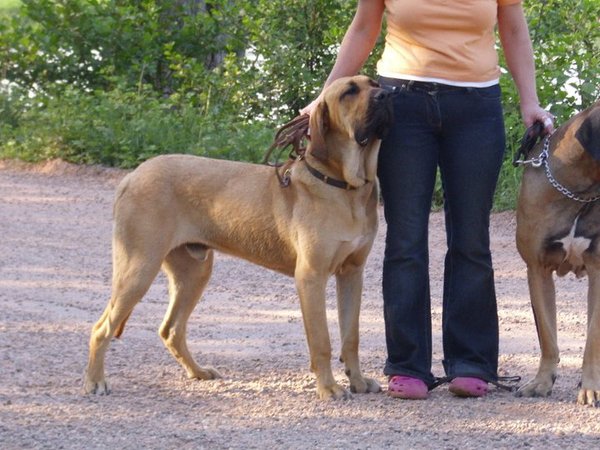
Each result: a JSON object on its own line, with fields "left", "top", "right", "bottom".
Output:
{"left": 379, "top": 76, "right": 469, "bottom": 93}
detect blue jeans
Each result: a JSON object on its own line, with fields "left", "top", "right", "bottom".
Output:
{"left": 377, "top": 78, "right": 505, "bottom": 386}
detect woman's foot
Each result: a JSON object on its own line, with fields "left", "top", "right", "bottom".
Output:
{"left": 388, "top": 375, "right": 428, "bottom": 399}
{"left": 448, "top": 377, "right": 489, "bottom": 398}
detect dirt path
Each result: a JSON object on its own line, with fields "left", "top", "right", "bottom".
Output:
{"left": 1, "top": 160, "right": 599, "bottom": 449}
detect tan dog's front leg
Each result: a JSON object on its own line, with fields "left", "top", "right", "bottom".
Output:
{"left": 517, "top": 265, "right": 559, "bottom": 398}
{"left": 295, "top": 267, "right": 349, "bottom": 400}
{"left": 336, "top": 267, "right": 380, "bottom": 394}
{"left": 578, "top": 266, "right": 600, "bottom": 406}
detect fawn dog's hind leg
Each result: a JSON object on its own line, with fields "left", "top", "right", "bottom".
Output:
{"left": 84, "top": 244, "right": 164, "bottom": 394}
{"left": 159, "top": 244, "right": 221, "bottom": 380}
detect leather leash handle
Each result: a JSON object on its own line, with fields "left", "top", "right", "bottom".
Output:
{"left": 512, "top": 121, "right": 545, "bottom": 167}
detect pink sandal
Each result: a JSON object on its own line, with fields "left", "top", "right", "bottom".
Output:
{"left": 448, "top": 377, "right": 489, "bottom": 398}
{"left": 388, "top": 375, "right": 428, "bottom": 399}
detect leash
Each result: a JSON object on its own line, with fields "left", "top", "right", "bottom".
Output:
{"left": 429, "top": 375, "right": 522, "bottom": 392}
{"left": 514, "top": 122, "right": 600, "bottom": 203}
{"left": 262, "top": 115, "right": 310, "bottom": 187}
{"left": 512, "top": 121, "right": 545, "bottom": 167}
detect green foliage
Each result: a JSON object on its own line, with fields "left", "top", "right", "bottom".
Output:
{"left": 0, "top": 84, "right": 271, "bottom": 167}
{"left": 0, "top": 0, "right": 20, "bottom": 14}
{"left": 0, "top": 0, "right": 275, "bottom": 167}
{"left": 0, "top": 0, "right": 598, "bottom": 210}
{"left": 242, "top": 0, "right": 355, "bottom": 117}
{"left": 3, "top": 0, "right": 245, "bottom": 96}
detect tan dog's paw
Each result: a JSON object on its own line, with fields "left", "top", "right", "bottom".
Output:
{"left": 577, "top": 387, "right": 600, "bottom": 407}
{"left": 187, "top": 366, "right": 222, "bottom": 380}
{"left": 317, "top": 382, "right": 352, "bottom": 400}
{"left": 83, "top": 378, "right": 110, "bottom": 395}
{"left": 515, "top": 375, "right": 555, "bottom": 398}
{"left": 350, "top": 376, "right": 381, "bottom": 394}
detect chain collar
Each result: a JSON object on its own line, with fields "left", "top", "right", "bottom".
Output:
{"left": 514, "top": 133, "right": 550, "bottom": 168}
{"left": 519, "top": 135, "right": 600, "bottom": 203}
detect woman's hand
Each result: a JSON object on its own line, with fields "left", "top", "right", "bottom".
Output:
{"left": 300, "top": 94, "right": 322, "bottom": 117}
{"left": 521, "top": 101, "right": 555, "bottom": 135}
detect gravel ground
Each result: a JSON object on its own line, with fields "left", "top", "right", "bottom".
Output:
{"left": 1, "top": 159, "right": 599, "bottom": 449}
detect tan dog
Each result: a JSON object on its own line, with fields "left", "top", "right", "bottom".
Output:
{"left": 83, "top": 75, "right": 393, "bottom": 400}
{"left": 515, "top": 100, "right": 600, "bottom": 406}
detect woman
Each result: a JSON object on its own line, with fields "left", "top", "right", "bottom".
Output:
{"left": 302, "top": 0, "right": 554, "bottom": 399}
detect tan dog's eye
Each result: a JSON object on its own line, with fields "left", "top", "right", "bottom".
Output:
{"left": 340, "top": 82, "right": 360, "bottom": 100}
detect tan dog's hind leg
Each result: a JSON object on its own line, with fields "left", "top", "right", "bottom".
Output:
{"left": 295, "top": 266, "right": 348, "bottom": 400}
{"left": 336, "top": 267, "right": 380, "bottom": 394}
{"left": 578, "top": 264, "right": 600, "bottom": 406}
{"left": 517, "top": 265, "right": 559, "bottom": 398}
{"left": 84, "top": 304, "right": 113, "bottom": 394}
{"left": 84, "top": 250, "right": 164, "bottom": 395}
{"left": 159, "top": 245, "right": 221, "bottom": 380}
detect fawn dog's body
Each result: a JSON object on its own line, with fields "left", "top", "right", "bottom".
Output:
{"left": 84, "top": 76, "right": 393, "bottom": 400}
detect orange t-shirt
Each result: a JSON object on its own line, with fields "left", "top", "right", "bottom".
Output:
{"left": 376, "top": 0, "right": 522, "bottom": 86}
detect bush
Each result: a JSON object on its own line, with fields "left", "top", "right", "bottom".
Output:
{"left": 0, "top": 85, "right": 273, "bottom": 168}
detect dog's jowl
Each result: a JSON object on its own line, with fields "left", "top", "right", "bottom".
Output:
{"left": 83, "top": 75, "right": 393, "bottom": 400}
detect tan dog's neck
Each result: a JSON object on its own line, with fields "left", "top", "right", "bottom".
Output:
{"left": 306, "top": 130, "right": 382, "bottom": 189}
{"left": 551, "top": 118, "right": 600, "bottom": 189}
{"left": 306, "top": 137, "right": 345, "bottom": 181}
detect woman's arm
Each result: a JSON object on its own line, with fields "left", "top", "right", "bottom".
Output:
{"left": 498, "top": 3, "right": 555, "bottom": 133}
{"left": 301, "top": 0, "right": 385, "bottom": 115}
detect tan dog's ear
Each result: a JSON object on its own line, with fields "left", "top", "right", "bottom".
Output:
{"left": 576, "top": 107, "right": 600, "bottom": 161}
{"left": 309, "top": 101, "right": 329, "bottom": 161}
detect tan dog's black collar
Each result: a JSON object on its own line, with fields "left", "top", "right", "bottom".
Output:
{"left": 304, "top": 160, "right": 357, "bottom": 190}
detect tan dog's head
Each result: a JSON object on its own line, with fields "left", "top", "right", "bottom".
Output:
{"left": 546, "top": 100, "right": 600, "bottom": 183}
{"left": 308, "top": 75, "right": 393, "bottom": 187}
{"left": 574, "top": 100, "right": 600, "bottom": 162}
